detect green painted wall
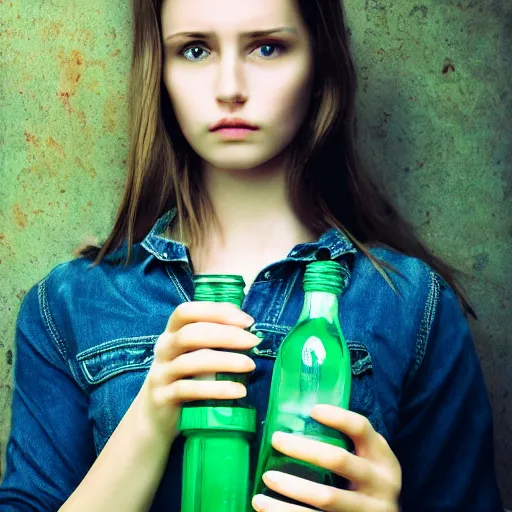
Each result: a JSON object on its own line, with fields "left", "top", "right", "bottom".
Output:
{"left": 1, "top": 0, "right": 511, "bottom": 506}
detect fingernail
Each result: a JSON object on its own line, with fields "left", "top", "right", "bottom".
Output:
{"left": 252, "top": 332, "right": 264, "bottom": 345}
{"left": 272, "top": 431, "right": 286, "bottom": 443}
{"left": 240, "top": 314, "right": 255, "bottom": 327}
{"left": 264, "top": 470, "right": 280, "bottom": 484}
{"left": 252, "top": 494, "right": 270, "bottom": 511}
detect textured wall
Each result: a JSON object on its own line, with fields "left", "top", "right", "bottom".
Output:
{"left": 1, "top": 0, "right": 511, "bottom": 506}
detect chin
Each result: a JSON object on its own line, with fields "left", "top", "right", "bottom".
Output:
{"left": 200, "top": 147, "right": 283, "bottom": 171}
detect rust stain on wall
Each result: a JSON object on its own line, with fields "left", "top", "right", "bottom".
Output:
{"left": 13, "top": 204, "right": 28, "bottom": 229}
{"left": 0, "top": 233, "right": 16, "bottom": 262}
{"left": 77, "top": 110, "right": 87, "bottom": 128}
{"left": 24, "top": 131, "right": 40, "bottom": 148}
{"left": 21, "top": 129, "right": 60, "bottom": 183}
{"left": 56, "top": 49, "right": 84, "bottom": 113}
{"left": 47, "top": 137, "right": 66, "bottom": 158}
{"left": 103, "top": 97, "right": 119, "bottom": 133}
{"left": 75, "top": 157, "right": 97, "bottom": 179}
{"left": 83, "top": 201, "right": 93, "bottom": 214}
{"left": 40, "top": 19, "right": 64, "bottom": 42}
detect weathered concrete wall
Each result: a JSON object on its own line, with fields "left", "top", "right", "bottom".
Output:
{"left": 1, "top": 0, "right": 511, "bottom": 506}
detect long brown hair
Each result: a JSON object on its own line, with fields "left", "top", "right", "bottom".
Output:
{"left": 79, "top": 0, "right": 477, "bottom": 319}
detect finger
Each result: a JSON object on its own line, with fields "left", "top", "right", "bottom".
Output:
{"left": 271, "top": 431, "right": 376, "bottom": 489}
{"left": 311, "top": 405, "right": 386, "bottom": 459}
{"left": 165, "top": 301, "right": 254, "bottom": 333}
{"left": 256, "top": 472, "right": 386, "bottom": 512}
{"left": 152, "top": 349, "right": 255, "bottom": 384}
{"left": 251, "top": 492, "right": 312, "bottom": 512}
{"left": 153, "top": 379, "right": 246, "bottom": 406}
{"left": 154, "top": 322, "right": 260, "bottom": 360}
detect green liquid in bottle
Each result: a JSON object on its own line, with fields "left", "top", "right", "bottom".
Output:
{"left": 252, "top": 261, "right": 353, "bottom": 508}
{"left": 179, "top": 275, "right": 257, "bottom": 512}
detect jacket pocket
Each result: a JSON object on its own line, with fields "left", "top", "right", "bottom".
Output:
{"left": 248, "top": 324, "right": 375, "bottom": 419}
{"left": 76, "top": 335, "right": 157, "bottom": 386}
{"left": 76, "top": 336, "right": 159, "bottom": 455}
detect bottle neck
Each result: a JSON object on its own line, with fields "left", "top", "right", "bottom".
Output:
{"left": 297, "top": 290, "right": 339, "bottom": 323}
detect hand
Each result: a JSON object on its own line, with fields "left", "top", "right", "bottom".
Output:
{"left": 135, "top": 301, "right": 260, "bottom": 441}
{"left": 252, "top": 404, "right": 402, "bottom": 512}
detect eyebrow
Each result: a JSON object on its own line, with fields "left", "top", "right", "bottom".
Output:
{"left": 165, "top": 27, "right": 298, "bottom": 43}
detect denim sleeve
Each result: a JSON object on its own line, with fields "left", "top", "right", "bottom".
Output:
{"left": 391, "top": 272, "right": 504, "bottom": 512}
{"left": 0, "top": 281, "right": 96, "bottom": 511}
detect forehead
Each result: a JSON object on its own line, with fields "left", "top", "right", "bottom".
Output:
{"left": 161, "top": 0, "right": 302, "bottom": 33}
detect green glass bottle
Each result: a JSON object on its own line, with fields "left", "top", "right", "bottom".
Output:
{"left": 251, "top": 260, "right": 352, "bottom": 506}
{"left": 178, "top": 275, "right": 257, "bottom": 512}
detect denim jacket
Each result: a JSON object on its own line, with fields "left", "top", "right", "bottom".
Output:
{"left": 0, "top": 208, "right": 503, "bottom": 511}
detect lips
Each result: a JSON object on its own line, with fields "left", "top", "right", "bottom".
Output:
{"left": 209, "top": 117, "right": 259, "bottom": 132}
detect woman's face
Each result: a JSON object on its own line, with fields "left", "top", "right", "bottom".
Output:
{"left": 161, "top": 0, "right": 314, "bottom": 170}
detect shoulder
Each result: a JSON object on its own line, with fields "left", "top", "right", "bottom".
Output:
{"left": 349, "top": 243, "right": 463, "bottom": 353}
{"left": 41, "top": 243, "right": 149, "bottom": 304}
{"left": 30, "top": 247, "right": 144, "bottom": 338}
{"left": 355, "top": 243, "right": 468, "bottom": 373}
{"left": 351, "top": 242, "right": 448, "bottom": 306}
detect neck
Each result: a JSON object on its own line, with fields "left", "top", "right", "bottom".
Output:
{"left": 204, "top": 153, "right": 286, "bottom": 240}
{"left": 196, "top": 153, "right": 317, "bottom": 255}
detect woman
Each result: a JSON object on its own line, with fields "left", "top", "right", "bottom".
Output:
{"left": 0, "top": 0, "right": 504, "bottom": 510}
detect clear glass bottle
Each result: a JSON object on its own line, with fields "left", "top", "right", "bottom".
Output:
{"left": 179, "top": 275, "right": 257, "bottom": 512}
{"left": 251, "top": 260, "right": 353, "bottom": 506}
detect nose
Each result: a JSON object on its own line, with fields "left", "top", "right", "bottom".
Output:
{"left": 215, "top": 50, "right": 247, "bottom": 108}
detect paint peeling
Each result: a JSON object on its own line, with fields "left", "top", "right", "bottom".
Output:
{"left": 442, "top": 59, "right": 456, "bottom": 74}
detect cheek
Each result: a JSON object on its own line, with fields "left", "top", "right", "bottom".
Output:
{"left": 164, "top": 68, "right": 205, "bottom": 131}
{"left": 265, "top": 66, "right": 313, "bottom": 133}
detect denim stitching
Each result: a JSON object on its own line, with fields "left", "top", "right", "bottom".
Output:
{"left": 276, "top": 267, "right": 299, "bottom": 324}
{"left": 408, "top": 270, "right": 440, "bottom": 384}
{"left": 76, "top": 336, "right": 158, "bottom": 359}
{"left": 80, "top": 361, "right": 153, "bottom": 385}
{"left": 38, "top": 277, "right": 88, "bottom": 392}
{"left": 38, "top": 278, "right": 68, "bottom": 362}
{"left": 250, "top": 322, "right": 293, "bottom": 333}
{"left": 165, "top": 265, "right": 191, "bottom": 302}
{"left": 77, "top": 338, "right": 156, "bottom": 384}
{"left": 251, "top": 332, "right": 372, "bottom": 375}
{"left": 263, "top": 280, "right": 287, "bottom": 325}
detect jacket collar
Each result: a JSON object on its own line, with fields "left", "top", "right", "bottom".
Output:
{"left": 140, "top": 208, "right": 358, "bottom": 265}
